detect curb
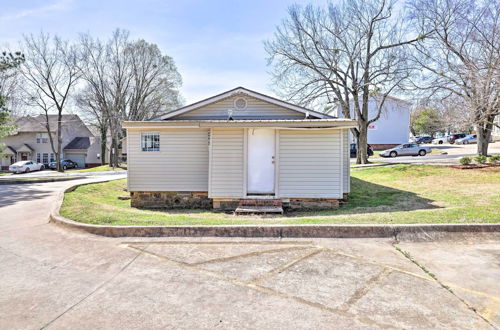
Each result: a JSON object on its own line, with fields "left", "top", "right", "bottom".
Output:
{"left": 50, "top": 180, "right": 500, "bottom": 238}
{"left": 0, "top": 176, "right": 86, "bottom": 185}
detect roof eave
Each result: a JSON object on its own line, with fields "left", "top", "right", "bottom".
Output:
{"left": 123, "top": 119, "right": 357, "bottom": 129}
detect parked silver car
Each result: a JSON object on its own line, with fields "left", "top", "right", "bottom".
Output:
{"left": 455, "top": 134, "right": 477, "bottom": 145}
{"left": 379, "top": 143, "right": 432, "bottom": 158}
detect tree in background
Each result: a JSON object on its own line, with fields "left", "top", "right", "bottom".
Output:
{"left": 78, "top": 29, "right": 182, "bottom": 168}
{"left": 410, "top": 108, "right": 443, "bottom": 137}
{"left": 409, "top": 0, "right": 500, "bottom": 156}
{"left": 0, "top": 52, "right": 24, "bottom": 152}
{"left": 19, "top": 33, "right": 81, "bottom": 172}
{"left": 265, "top": 0, "right": 430, "bottom": 164}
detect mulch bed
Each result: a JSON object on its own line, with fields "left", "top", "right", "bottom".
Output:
{"left": 450, "top": 163, "right": 500, "bottom": 170}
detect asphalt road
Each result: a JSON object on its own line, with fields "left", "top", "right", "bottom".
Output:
{"left": 0, "top": 176, "right": 498, "bottom": 329}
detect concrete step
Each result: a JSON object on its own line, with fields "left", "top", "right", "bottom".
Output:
{"left": 234, "top": 205, "right": 284, "bottom": 215}
{"left": 238, "top": 199, "right": 283, "bottom": 207}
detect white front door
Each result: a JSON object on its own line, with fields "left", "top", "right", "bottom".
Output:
{"left": 247, "top": 128, "right": 275, "bottom": 194}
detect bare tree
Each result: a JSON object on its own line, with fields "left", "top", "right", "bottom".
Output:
{"left": 408, "top": 0, "right": 500, "bottom": 156}
{"left": 19, "top": 33, "right": 81, "bottom": 171}
{"left": 126, "top": 39, "right": 182, "bottom": 121}
{"left": 265, "top": 0, "right": 429, "bottom": 163}
{"left": 78, "top": 29, "right": 182, "bottom": 168}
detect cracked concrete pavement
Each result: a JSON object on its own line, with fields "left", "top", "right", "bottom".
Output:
{"left": 0, "top": 177, "right": 499, "bottom": 329}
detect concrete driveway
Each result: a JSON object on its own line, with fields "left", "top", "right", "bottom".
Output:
{"left": 0, "top": 178, "right": 498, "bottom": 329}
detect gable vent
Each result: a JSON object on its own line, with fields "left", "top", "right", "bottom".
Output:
{"left": 234, "top": 97, "right": 247, "bottom": 109}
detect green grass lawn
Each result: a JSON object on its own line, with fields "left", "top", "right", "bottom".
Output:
{"left": 60, "top": 164, "right": 500, "bottom": 226}
{"left": 71, "top": 164, "right": 127, "bottom": 173}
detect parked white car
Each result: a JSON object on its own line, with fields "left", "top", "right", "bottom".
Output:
{"left": 432, "top": 136, "right": 449, "bottom": 144}
{"left": 9, "top": 161, "right": 45, "bottom": 174}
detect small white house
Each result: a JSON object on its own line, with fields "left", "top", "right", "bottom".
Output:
{"left": 122, "top": 87, "right": 356, "bottom": 212}
{"left": 330, "top": 96, "right": 411, "bottom": 149}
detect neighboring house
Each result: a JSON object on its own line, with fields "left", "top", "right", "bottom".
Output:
{"left": 330, "top": 96, "right": 411, "bottom": 149}
{"left": 0, "top": 114, "right": 102, "bottom": 170}
{"left": 123, "top": 87, "right": 356, "bottom": 212}
{"left": 493, "top": 115, "right": 500, "bottom": 140}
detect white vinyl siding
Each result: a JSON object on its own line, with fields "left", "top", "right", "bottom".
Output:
{"left": 128, "top": 129, "right": 209, "bottom": 192}
{"left": 277, "top": 129, "right": 342, "bottom": 198}
{"left": 343, "top": 130, "right": 350, "bottom": 193}
{"left": 209, "top": 128, "right": 245, "bottom": 198}
{"left": 174, "top": 95, "right": 305, "bottom": 120}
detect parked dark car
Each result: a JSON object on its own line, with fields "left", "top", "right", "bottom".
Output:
{"left": 448, "top": 133, "right": 466, "bottom": 144}
{"left": 350, "top": 143, "right": 374, "bottom": 158}
{"left": 415, "top": 136, "right": 433, "bottom": 144}
{"left": 49, "top": 159, "right": 78, "bottom": 170}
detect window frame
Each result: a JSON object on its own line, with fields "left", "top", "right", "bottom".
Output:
{"left": 141, "top": 132, "right": 160, "bottom": 152}
{"left": 36, "top": 133, "right": 49, "bottom": 144}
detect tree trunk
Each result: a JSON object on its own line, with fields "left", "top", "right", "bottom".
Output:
{"left": 476, "top": 122, "right": 492, "bottom": 156}
{"left": 57, "top": 113, "right": 64, "bottom": 172}
{"left": 100, "top": 125, "right": 107, "bottom": 165}
{"left": 356, "top": 122, "right": 369, "bottom": 164}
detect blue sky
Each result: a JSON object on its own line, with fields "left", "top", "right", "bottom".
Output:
{"left": 0, "top": 0, "right": 327, "bottom": 104}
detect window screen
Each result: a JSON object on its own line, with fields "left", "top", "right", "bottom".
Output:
{"left": 141, "top": 133, "right": 160, "bottom": 152}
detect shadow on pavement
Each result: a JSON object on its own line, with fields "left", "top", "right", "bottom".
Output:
{"left": 0, "top": 184, "right": 53, "bottom": 208}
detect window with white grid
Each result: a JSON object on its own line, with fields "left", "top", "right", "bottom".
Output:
{"left": 36, "top": 153, "right": 41, "bottom": 163}
{"left": 42, "top": 153, "right": 49, "bottom": 164}
{"left": 141, "top": 133, "right": 160, "bottom": 152}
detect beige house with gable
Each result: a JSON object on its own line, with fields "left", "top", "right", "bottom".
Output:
{"left": 0, "top": 114, "right": 102, "bottom": 170}
{"left": 123, "top": 87, "right": 356, "bottom": 212}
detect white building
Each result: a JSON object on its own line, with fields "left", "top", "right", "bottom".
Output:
{"left": 330, "top": 96, "right": 411, "bottom": 149}
{"left": 493, "top": 115, "right": 500, "bottom": 139}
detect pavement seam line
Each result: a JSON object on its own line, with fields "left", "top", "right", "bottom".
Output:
{"left": 129, "top": 245, "right": 397, "bottom": 329}
{"left": 338, "top": 268, "right": 392, "bottom": 312}
{"left": 393, "top": 244, "right": 496, "bottom": 328}
{"left": 248, "top": 283, "right": 399, "bottom": 329}
{"left": 192, "top": 246, "right": 312, "bottom": 266}
{"left": 39, "top": 249, "right": 143, "bottom": 330}
{"left": 249, "top": 248, "right": 323, "bottom": 285}
{"left": 324, "top": 248, "right": 432, "bottom": 281}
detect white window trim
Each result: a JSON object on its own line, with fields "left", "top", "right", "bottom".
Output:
{"left": 141, "top": 132, "right": 160, "bottom": 152}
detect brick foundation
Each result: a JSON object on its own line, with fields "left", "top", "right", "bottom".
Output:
{"left": 284, "top": 198, "right": 340, "bottom": 211}
{"left": 132, "top": 192, "right": 344, "bottom": 211}
{"left": 130, "top": 191, "right": 211, "bottom": 209}
{"left": 212, "top": 199, "right": 240, "bottom": 211}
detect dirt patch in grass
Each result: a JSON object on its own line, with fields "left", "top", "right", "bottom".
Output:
{"left": 60, "top": 165, "right": 500, "bottom": 226}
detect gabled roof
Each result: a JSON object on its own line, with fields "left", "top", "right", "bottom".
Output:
{"left": 17, "top": 144, "right": 34, "bottom": 152}
{"left": 3, "top": 146, "right": 16, "bottom": 155}
{"left": 11, "top": 114, "right": 93, "bottom": 134}
{"left": 156, "top": 87, "right": 333, "bottom": 121}
{"left": 64, "top": 137, "right": 90, "bottom": 150}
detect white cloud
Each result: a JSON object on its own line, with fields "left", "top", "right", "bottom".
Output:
{"left": 0, "top": 0, "right": 73, "bottom": 21}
